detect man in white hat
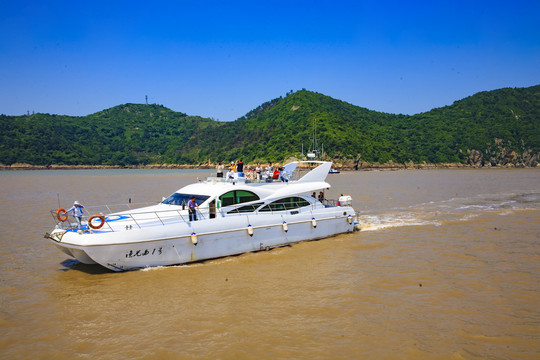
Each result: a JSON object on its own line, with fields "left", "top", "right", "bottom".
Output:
{"left": 66, "top": 201, "right": 85, "bottom": 229}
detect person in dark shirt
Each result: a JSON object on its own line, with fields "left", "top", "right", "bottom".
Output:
{"left": 187, "top": 196, "right": 199, "bottom": 221}
{"left": 236, "top": 159, "right": 244, "bottom": 177}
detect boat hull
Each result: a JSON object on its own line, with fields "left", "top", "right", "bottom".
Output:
{"left": 49, "top": 207, "right": 355, "bottom": 271}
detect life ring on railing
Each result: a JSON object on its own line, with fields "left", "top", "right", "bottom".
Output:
{"left": 56, "top": 208, "right": 68, "bottom": 222}
{"left": 88, "top": 215, "right": 105, "bottom": 229}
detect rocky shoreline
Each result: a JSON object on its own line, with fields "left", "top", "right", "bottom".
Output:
{"left": 3, "top": 140, "right": 537, "bottom": 171}
{"left": 1, "top": 161, "right": 536, "bottom": 171}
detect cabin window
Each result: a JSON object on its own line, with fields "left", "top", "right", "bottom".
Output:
{"left": 259, "top": 197, "right": 311, "bottom": 212}
{"left": 220, "top": 191, "right": 235, "bottom": 206}
{"left": 161, "top": 193, "right": 210, "bottom": 206}
{"left": 219, "top": 190, "right": 259, "bottom": 207}
{"left": 227, "top": 202, "right": 264, "bottom": 214}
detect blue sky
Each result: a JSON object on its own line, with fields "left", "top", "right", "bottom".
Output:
{"left": 1, "top": 0, "right": 539, "bottom": 121}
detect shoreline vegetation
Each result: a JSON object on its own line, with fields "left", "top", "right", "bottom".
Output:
{"left": 2, "top": 86, "right": 539, "bottom": 170}
{"left": 1, "top": 161, "right": 537, "bottom": 171}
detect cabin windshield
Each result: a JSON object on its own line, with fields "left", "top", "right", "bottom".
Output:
{"left": 161, "top": 193, "right": 210, "bottom": 206}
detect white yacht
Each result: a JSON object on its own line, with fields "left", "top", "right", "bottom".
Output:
{"left": 46, "top": 161, "right": 359, "bottom": 271}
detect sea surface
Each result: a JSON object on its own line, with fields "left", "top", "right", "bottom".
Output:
{"left": 0, "top": 168, "right": 539, "bottom": 359}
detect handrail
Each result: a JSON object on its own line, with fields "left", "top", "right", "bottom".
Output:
{"left": 206, "top": 175, "right": 288, "bottom": 184}
{"left": 154, "top": 211, "right": 165, "bottom": 226}
{"left": 50, "top": 197, "right": 345, "bottom": 233}
{"left": 222, "top": 198, "right": 340, "bottom": 216}
{"left": 206, "top": 164, "right": 326, "bottom": 184}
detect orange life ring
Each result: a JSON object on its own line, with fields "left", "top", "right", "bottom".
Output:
{"left": 56, "top": 208, "right": 68, "bottom": 222}
{"left": 88, "top": 215, "right": 105, "bottom": 229}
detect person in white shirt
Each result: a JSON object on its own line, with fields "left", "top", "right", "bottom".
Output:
{"left": 216, "top": 161, "right": 224, "bottom": 178}
{"left": 266, "top": 162, "right": 274, "bottom": 178}
{"left": 280, "top": 168, "right": 289, "bottom": 182}
{"left": 255, "top": 163, "right": 262, "bottom": 180}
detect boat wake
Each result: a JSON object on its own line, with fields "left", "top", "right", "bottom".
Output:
{"left": 357, "top": 191, "right": 540, "bottom": 232}
{"left": 358, "top": 214, "right": 441, "bottom": 232}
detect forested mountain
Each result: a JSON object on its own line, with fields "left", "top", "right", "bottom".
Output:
{"left": 1, "top": 85, "right": 538, "bottom": 167}
{"left": 0, "top": 104, "right": 221, "bottom": 165}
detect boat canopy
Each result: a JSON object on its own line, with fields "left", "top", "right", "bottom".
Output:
{"left": 260, "top": 181, "right": 329, "bottom": 201}
{"left": 297, "top": 161, "right": 332, "bottom": 183}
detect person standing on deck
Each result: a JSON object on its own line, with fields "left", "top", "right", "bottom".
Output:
{"left": 255, "top": 163, "right": 262, "bottom": 180}
{"left": 187, "top": 196, "right": 200, "bottom": 222}
{"left": 216, "top": 161, "right": 224, "bottom": 178}
{"left": 280, "top": 167, "right": 289, "bottom": 182}
{"left": 236, "top": 159, "right": 244, "bottom": 177}
{"left": 66, "top": 201, "right": 85, "bottom": 229}
{"left": 266, "top": 162, "right": 274, "bottom": 178}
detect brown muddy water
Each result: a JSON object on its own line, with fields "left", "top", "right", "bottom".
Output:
{"left": 0, "top": 168, "right": 539, "bottom": 359}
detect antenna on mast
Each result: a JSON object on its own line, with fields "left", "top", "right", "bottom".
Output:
{"left": 301, "top": 117, "right": 324, "bottom": 160}
{"left": 307, "top": 117, "right": 320, "bottom": 159}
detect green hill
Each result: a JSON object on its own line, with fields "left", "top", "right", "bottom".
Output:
{"left": 0, "top": 103, "right": 221, "bottom": 166}
{"left": 401, "top": 86, "right": 540, "bottom": 165}
{"left": 1, "top": 85, "right": 538, "bottom": 167}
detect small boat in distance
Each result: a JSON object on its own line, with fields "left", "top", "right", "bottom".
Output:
{"left": 329, "top": 168, "right": 340, "bottom": 174}
{"left": 45, "top": 161, "right": 359, "bottom": 272}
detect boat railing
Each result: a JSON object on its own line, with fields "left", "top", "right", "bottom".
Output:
{"left": 206, "top": 162, "right": 326, "bottom": 184}
{"left": 323, "top": 199, "right": 338, "bottom": 207}
{"left": 86, "top": 201, "right": 157, "bottom": 214}
{"left": 50, "top": 201, "right": 158, "bottom": 231}
{"left": 50, "top": 197, "right": 344, "bottom": 233}
{"left": 206, "top": 175, "right": 289, "bottom": 184}
{"left": 50, "top": 206, "right": 193, "bottom": 232}
{"left": 202, "top": 198, "right": 340, "bottom": 216}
